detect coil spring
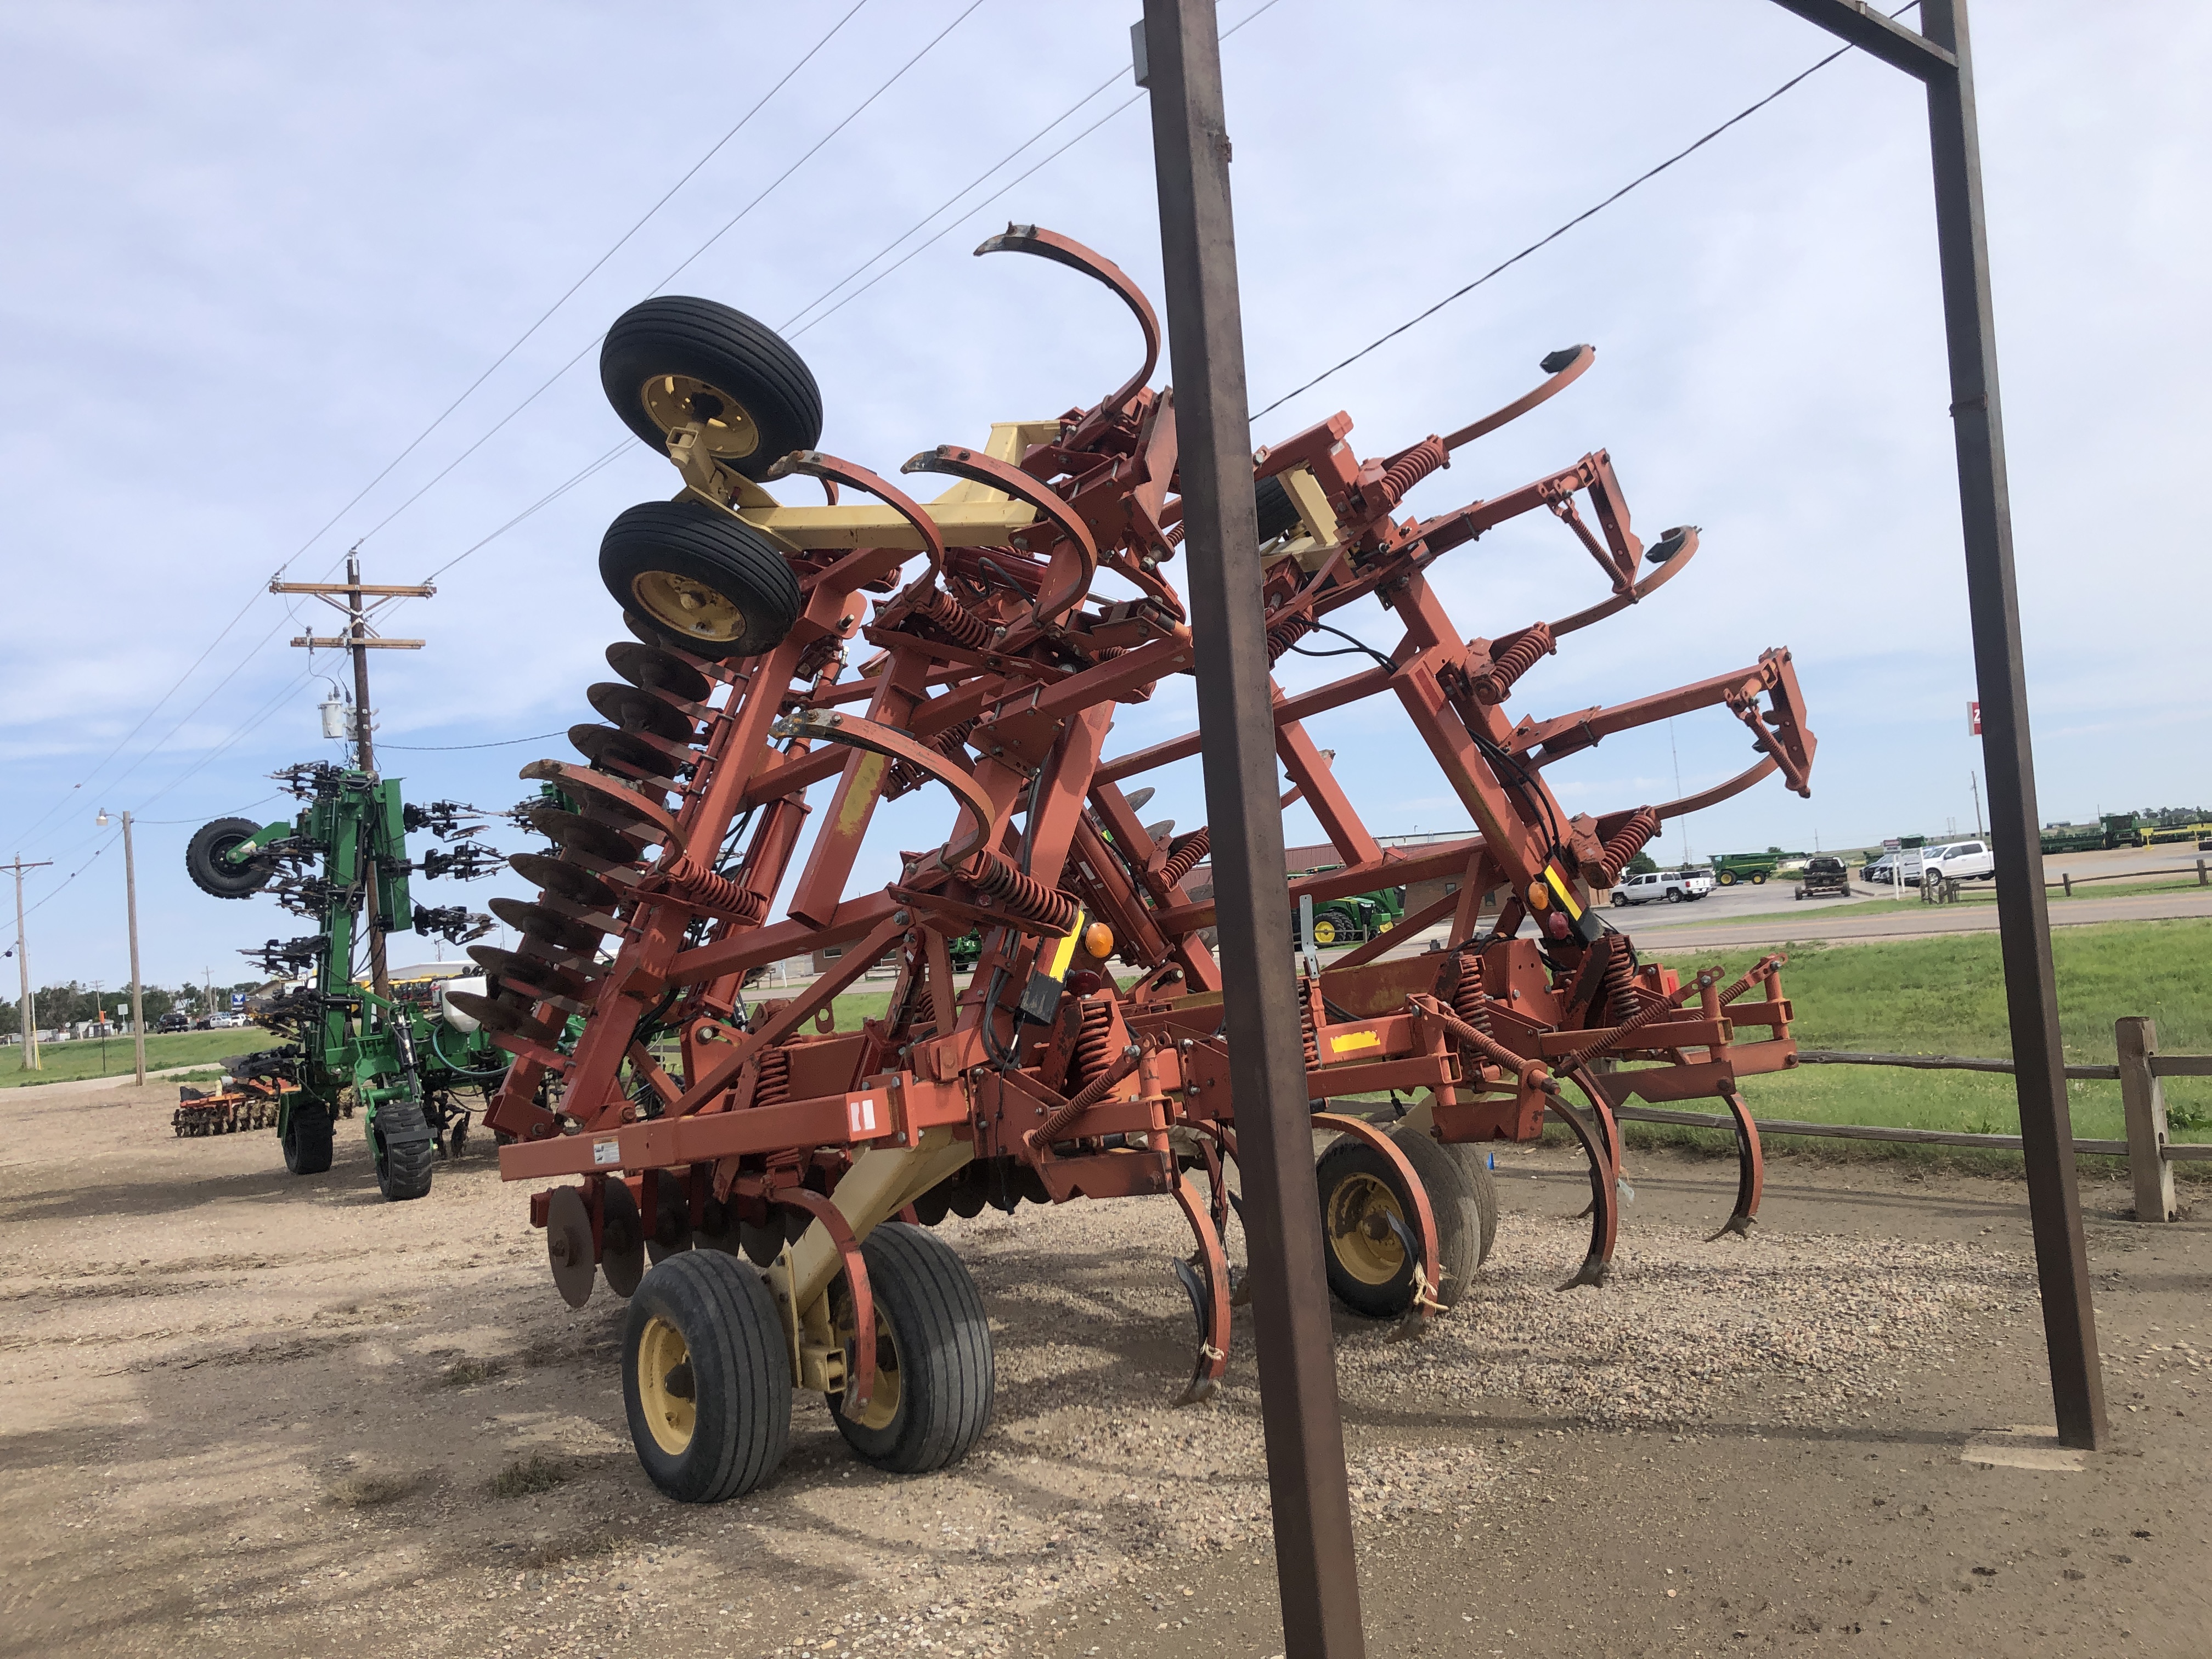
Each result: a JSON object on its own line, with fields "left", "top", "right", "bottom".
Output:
{"left": 970, "top": 853, "right": 1080, "bottom": 934}
{"left": 1158, "top": 828, "right": 1210, "bottom": 889}
{"left": 1598, "top": 806, "right": 1661, "bottom": 887}
{"left": 1452, "top": 955, "right": 1493, "bottom": 1035}
{"left": 651, "top": 855, "right": 769, "bottom": 924}
{"left": 753, "top": 1046, "right": 792, "bottom": 1109}
{"left": 1264, "top": 612, "right": 1316, "bottom": 664}
{"left": 884, "top": 719, "right": 979, "bottom": 799}
{"left": 1300, "top": 988, "right": 1319, "bottom": 1069}
{"left": 1472, "top": 622, "right": 1555, "bottom": 704}
{"left": 1602, "top": 944, "right": 1639, "bottom": 1026}
{"left": 914, "top": 586, "right": 992, "bottom": 651}
{"left": 1069, "top": 999, "right": 1116, "bottom": 1088}
{"left": 1376, "top": 435, "right": 1448, "bottom": 508}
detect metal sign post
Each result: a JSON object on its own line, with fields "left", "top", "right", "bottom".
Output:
{"left": 1138, "top": 4, "right": 1367, "bottom": 1654}
{"left": 1770, "top": 0, "right": 2106, "bottom": 1448}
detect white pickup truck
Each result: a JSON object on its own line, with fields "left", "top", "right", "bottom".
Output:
{"left": 1920, "top": 839, "right": 1996, "bottom": 884}
{"left": 1610, "top": 867, "right": 1715, "bottom": 906}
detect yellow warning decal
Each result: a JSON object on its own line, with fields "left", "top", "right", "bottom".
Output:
{"left": 1329, "top": 1029, "right": 1383, "bottom": 1054}
{"left": 1045, "top": 908, "right": 1087, "bottom": 981}
{"left": 1543, "top": 865, "right": 1584, "bottom": 921}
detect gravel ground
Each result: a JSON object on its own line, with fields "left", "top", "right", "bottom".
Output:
{"left": 1, "top": 1080, "right": 2203, "bottom": 1658}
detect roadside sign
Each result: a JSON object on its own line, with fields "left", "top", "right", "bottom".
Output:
{"left": 230, "top": 991, "right": 246, "bottom": 1009}
{"left": 1968, "top": 700, "right": 1981, "bottom": 735}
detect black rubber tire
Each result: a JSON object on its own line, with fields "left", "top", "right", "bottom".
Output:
{"left": 1309, "top": 907, "right": 1355, "bottom": 948}
{"left": 1434, "top": 1137, "right": 1500, "bottom": 1266}
{"left": 1254, "top": 473, "right": 1302, "bottom": 543}
{"left": 1664, "top": 888, "right": 1683, "bottom": 904}
{"left": 1610, "top": 893, "right": 1627, "bottom": 907}
{"left": 1751, "top": 872, "right": 1768, "bottom": 885}
{"left": 600, "top": 296, "right": 821, "bottom": 480}
{"left": 1316, "top": 1130, "right": 1481, "bottom": 1318}
{"left": 186, "top": 817, "right": 275, "bottom": 900}
{"left": 1716, "top": 870, "right": 1737, "bottom": 887}
{"left": 600, "top": 499, "right": 801, "bottom": 660}
{"left": 281, "top": 1103, "right": 334, "bottom": 1175}
{"left": 623, "top": 1251, "right": 792, "bottom": 1504}
{"left": 371, "top": 1115, "right": 435, "bottom": 1203}
{"left": 827, "top": 1222, "right": 994, "bottom": 1474}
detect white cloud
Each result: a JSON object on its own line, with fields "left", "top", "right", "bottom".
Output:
{"left": 1, "top": 0, "right": 2203, "bottom": 983}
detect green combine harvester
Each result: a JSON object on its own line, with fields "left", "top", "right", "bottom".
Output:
{"left": 1707, "top": 850, "right": 1805, "bottom": 887}
{"left": 2038, "top": 812, "right": 2146, "bottom": 854}
{"left": 186, "top": 762, "right": 507, "bottom": 1200}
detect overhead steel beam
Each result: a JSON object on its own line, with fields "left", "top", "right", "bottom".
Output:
{"left": 1766, "top": 0, "right": 1956, "bottom": 80}
{"left": 1138, "top": 3, "right": 1368, "bottom": 1654}
{"left": 1767, "top": 0, "right": 2107, "bottom": 1450}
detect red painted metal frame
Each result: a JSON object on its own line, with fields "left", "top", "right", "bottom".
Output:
{"left": 479, "top": 225, "right": 1819, "bottom": 1392}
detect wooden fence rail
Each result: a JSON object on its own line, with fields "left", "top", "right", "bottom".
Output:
{"left": 1553, "top": 1018, "right": 2202, "bottom": 1221}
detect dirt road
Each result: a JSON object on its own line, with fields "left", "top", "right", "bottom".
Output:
{"left": 3, "top": 1079, "right": 2207, "bottom": 1657}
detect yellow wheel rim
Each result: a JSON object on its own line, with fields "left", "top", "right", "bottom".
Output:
{"left": 636, "top": 1315, "right": 697, "bottom": 1456}
{"left": 849, "top": 1306, "right": 903, "bottom": 1432}
{"left": 630, "top": 569, "right": 749, "bottom": 643}
{"left": 638, "top": 373, "right": 760, "bottom": 460}
{"left": 1324, "top": 1170, "right": 1407, "bottom": 1286}
{"left": 1311, "top": 918, "right": 1339, "bottom": 946}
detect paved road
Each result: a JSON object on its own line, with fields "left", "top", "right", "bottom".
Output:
{"left": 1370, "top": 863, "right": 2211, "bottom": 960}
{"left": 1611, "top": 885, "right": 2212, "bottom": 950}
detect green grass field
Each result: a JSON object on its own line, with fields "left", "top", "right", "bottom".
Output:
{"left": 1622, "top": 917, "right": 2212, "bottom": 1153}
{"left": 1, "top": 1029, "right": 265, "bottom": 1089}
{"left": 804, "top": 920, "right": 2210, "bottom": 1155}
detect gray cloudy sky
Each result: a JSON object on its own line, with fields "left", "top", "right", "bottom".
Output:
{"left": 2, "top": 1, "right": 2205, "bottom": 992}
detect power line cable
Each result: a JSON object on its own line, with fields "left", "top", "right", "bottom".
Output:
{"left": 776, "top": 66, "right": 1131, "bottom": 335}
{"left": 788, "top": 0, "right": 1284, "bottom": 342}
{"left": 348, "top": 0, "right": 991, "bottom": 560}
{"left": 0, "top": 8, "right": 874, "bottom": 856}
{"left": 382, "top": 732, "right": 566, "bottom": 752}
{"left": 1249, "top": 3, "right": 1922, "bottom": 424}
{"left": 296, "top": 1, "right": 875, "bottom": 569}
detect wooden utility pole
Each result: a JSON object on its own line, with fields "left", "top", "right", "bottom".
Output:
{"left": 7, "top": 855, "right": 52, "bottom": 1071}
{"left": 1139, "top": 5, "right": 1366, "bottom": 1654}
{"left": 272, "top": 552, "right": 431, "bottom": 1000}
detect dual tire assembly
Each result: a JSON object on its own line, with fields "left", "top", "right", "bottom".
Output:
{"left": 1315, "top": 1123, "right": 1498, "bottom": 1317}
{"left": 620, "top": 1222, "right": 994, "bottom": 1505}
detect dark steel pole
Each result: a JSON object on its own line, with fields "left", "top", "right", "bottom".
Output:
{"left": 1138, "top": 4, "right": 1366, "bottom": 1652}
{"left": 1920, "top": 0, "right": 2106, "bottom": 1448}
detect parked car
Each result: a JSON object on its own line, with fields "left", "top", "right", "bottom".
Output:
{"left": 1921, "top": 839, "right": 1995, "bottom": 883}
{"left": 1793, "top": 856, "right": 1850, "bottom": 900}
{"left": 155, "top": 1011, "right": 191, "bottom": 1034}
{"left": 1610, "top": 868, "right": 1713, "bottom": 906}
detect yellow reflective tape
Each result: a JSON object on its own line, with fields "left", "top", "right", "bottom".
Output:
{"left": 1543, "top": 865, "right": 1583, "bottom": 920}
{"left": 1329, "top": 1029, "right": 1383, "bottom": 1054}
{"left": 1046, "top": 908, "right": 1086, "bottom": 980}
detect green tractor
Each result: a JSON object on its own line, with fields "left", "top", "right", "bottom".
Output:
{"left": 186, "top": 763, "right": 506, "bottom": 1201}
{"left": 1297, "top": 882, "right": 1409, "bottom": 949}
